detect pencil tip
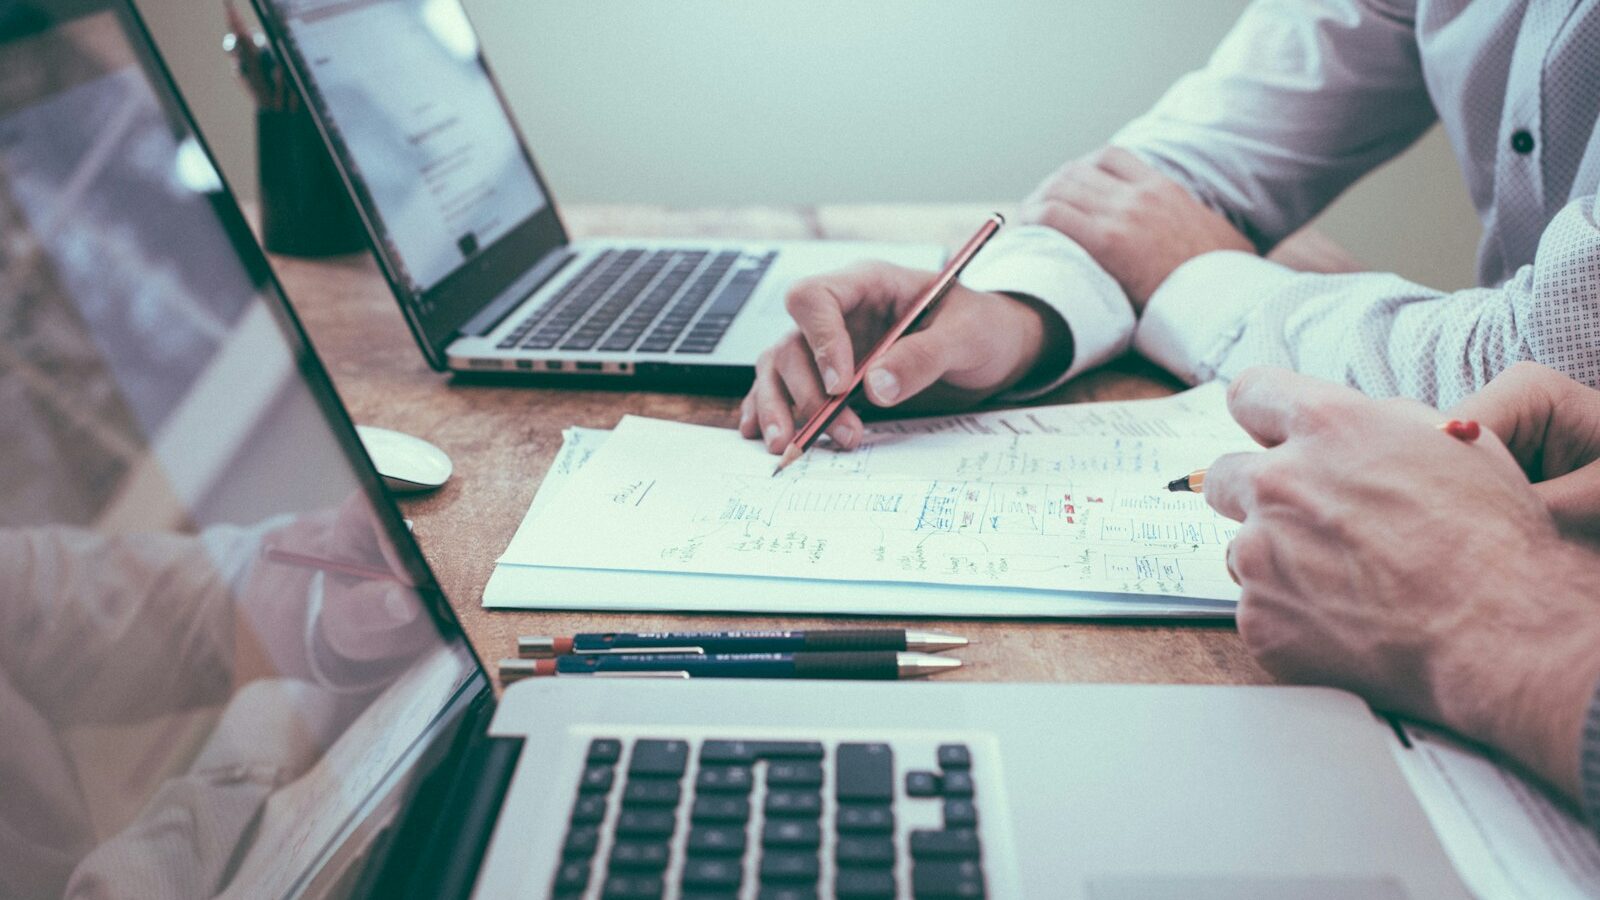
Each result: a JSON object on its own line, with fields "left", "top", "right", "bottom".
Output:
{"left": 1166, "top": 476, "right": 1190, "bottom": 493}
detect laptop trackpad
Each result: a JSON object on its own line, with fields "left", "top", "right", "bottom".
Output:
{"left": 1087, "top": 876, "right": 1409, "bottom": 900}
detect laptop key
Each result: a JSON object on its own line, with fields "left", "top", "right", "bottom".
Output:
{"left": 579, "top": 765, "right": 614, "bottom": 793}
{"left": 759, "top": 851, "right": 820, "bottom": 882}
{"left": 835, "top": 867, "right": 896, "bottom": 899}
{"left": 836, "top": 804, "right": 893, "bottom": 834}
{"left": 909, "top": 829, "right": 980, "bottom": 859}
{"left": 762, "top": 819, "right": 821, "bottom": 849}
{"left": 553, "top": 859, "right": 591, "bottom": 893}
{"left": 609, "top": 840, "right": 670, "bottom": 871}
{"left": 563, "top": 826, "right": 600, "bottom": 857}
{"left": 686, "top": 825, "right": 747, "bottom": 855}
{"left": 691, "top": 795, "right": 751, "bottom": 823}
{"left": 701, "top": 740, "right": 826, "bottom": 764}
{"left": 622, "top": 779, "right": 682, "bottom": 807}
{"left": 767, "top": 761, "right": 824, "bottom": 788}
{"left": 629, "top": 739, "right": 689, "bottom": 778}
{"left": 765, "top": 789, "right": 822, "bottom": 818}
{"left": 836, "top": 836, "right": 894, "bottom": 867}
{"left": 911, "top": 860, "right": 985, "bottom": 898}
{"left": 696, "top": 765, "right": 754, "bottom": 793}
{"left": 602, "top": 873, "right": 665, "bottom": 899}
{"left": 587, "top": 739, "right": 622, "bottom": 763}
{"left": 942, "top": 770, "right": 975, "bottom": 797}
{"left": 681, "top": 857, "right": 743, "bottom": 889}
{"left": 905, "top": 771, "right": 941, "bottom": 797}
{"left": 616, "top": 809, "right": 677, "bottom": 838}
{"left": 570, "top": 794, "right": 607, "bottom": 824}
{"left": 937, "top": 743, "right": 971, "bottom": 769}
{"left": 836, "top": 743, "right": 894, "bottom": 803}
{"left": 758, "top": 888, "right": 818, "bottom": 900}
{"left": 943, "top": 798, "right": 979, "bottom": 829}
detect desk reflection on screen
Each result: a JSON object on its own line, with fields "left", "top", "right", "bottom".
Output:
{"left": 0, "top": 15, "right": 474, "bottom": 895}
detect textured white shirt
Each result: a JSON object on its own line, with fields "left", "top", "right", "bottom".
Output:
{"left": 961, "top": 0, "right": 1600, "bottom": 408}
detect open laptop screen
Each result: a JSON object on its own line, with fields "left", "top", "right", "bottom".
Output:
{"left": 260, "top": 0, "right": 567, "bottom": 363}
{"left": 0, "top": 2, "right": 481, "bottom": 896}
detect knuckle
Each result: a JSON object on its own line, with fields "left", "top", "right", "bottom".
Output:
{"left": 1246, "top": 460, "right": 1297, "bottom": 507}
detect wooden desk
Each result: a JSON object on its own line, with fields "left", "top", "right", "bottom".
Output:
{"left": 270, "top": 205, "right": 1272, "bottom": 686}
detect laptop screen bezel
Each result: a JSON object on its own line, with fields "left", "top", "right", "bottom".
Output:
{"left": 249, "top": 0, "right": 570, "bottom": 370}
{"left": 2, "top": 0, "right": 500, "bottom": 893}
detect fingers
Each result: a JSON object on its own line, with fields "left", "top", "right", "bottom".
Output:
{"left": 863, "top": 329, "right": 976, "bottom": 408}
{"left": 1533, "top": 460, "right": 1600, "bottom": 534}
{"left": 1449, "top": 361, "right": 1600, "bottom": 477}
{"left": 1092, "top": 145, "right": 1157, "bottom": 181}
{"left": 1224, "top": 367, "right": 1366, "bottom": 448}
{"left": 743, "top": 339, "right": 867, "bottom": 453}
{"left": 750, "top": 352, "right": 798, "bottom": 452}
{"left": 1199, "top": 450, "right": 1265, "bottom": 522}
{"left": 785, "top": 263, "right": 933, "bottom": 394}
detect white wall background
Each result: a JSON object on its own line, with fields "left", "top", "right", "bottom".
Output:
{"left": 137, "top": 0, "right": 1481, "bottom": 289}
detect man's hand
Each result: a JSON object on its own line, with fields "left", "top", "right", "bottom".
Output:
{"left": 1022, "top": 147, "right": 1253, "bottom": 309}
{"left": 1449, "top": 361, "right": 1600, "bottom": 537}
{"left": 1203, "top": 367, "right": 1600, "bottom": 803}
{"left": 739, "top": 262, "right": 1067, "bottom": 453}
{"left": 238, "top": 496, "right": 435, "bottom": 689}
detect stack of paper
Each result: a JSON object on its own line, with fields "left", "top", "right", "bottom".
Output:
{"left": 485, "top": 384, "right": 1257, "bottom": 617}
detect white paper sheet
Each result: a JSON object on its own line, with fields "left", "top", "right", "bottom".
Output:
{"left": 1391, "top": 723, "right": 1600, "bottom": 899}
{"left": 487, "top": 387, "right": 1253, "bottom": 615}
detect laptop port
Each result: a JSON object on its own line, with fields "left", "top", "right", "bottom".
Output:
{"left": 575, "top": 362, "right": 603, "bottom": 372}
{"left": 545, "top": 361, "right": 564, "bottom": 371}
{"left": 515, "top": 360, "right": 534, "bottom": 370}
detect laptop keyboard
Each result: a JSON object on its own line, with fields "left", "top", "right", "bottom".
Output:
{"left": 553, "top": 737, "right": 988, "bottom": 899}
{"left": 496, "top": 248, "right": 776, "bottom": 357}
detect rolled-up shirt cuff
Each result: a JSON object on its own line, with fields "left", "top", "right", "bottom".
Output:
{"left": 1135, "top": 249, "right": 1294, "bottom": 385}
{"left": 1580, "top": 674, "right": 1600, "bottom": 831}
{"left": 959, "top": 224, "right": 1135, "bottom": 400}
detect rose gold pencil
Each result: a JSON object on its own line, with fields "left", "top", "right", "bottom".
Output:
{"left": 773, "top": 213, "right": 1006, "bottom": 476}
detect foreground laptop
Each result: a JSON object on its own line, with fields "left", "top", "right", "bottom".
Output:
{"left": 0, "top": 2, "right": 1468, "bottom": 897}
{"left": 247, "top": 0, "right": 943, "bottom": 387}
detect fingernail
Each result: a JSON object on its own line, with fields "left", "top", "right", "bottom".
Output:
{"left": 764, "top": 424, "right": 782, "bottom": 446}
{"left": 867, "top": 368, "right": 899, "bottom": 404}
{"left": 838, "top": 421, "right": 860, "bottom": 446}
{"left": 822, "top": 366, "right": 842, "bottom": 394}
{"left": 739, "top": 409, "right": 752, "bottom": 429}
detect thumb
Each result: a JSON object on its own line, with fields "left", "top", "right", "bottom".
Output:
{"left": 862, "top": 330, "right": 968, "bottom": 407}
{"left": 1533, "top": 460, "right": 1600, "bottom": 534}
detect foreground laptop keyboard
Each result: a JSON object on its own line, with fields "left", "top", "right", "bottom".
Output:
{"left": 553, "top": 737, "right": 987, "bottom": 899}
{"left": 498, "top": 248, "right": 776, "bottom": 356}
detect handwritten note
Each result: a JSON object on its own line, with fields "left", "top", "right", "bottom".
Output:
{"left": 502, "top": 412, "right": 1250, "bottom": 602}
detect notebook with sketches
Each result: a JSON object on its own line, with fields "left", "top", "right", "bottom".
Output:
{"left": 486, "top": 384, "right": 1254, "bottom": 617}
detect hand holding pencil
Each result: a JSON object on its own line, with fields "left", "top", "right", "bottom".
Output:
{"left": 740, "top": 219, "right": 1070, "bottom": 456}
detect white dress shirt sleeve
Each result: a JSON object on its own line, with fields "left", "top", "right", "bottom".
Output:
{"left": 1111, "top": 0, "right": 1439, "bottom": 251}
{"left": 959, "top": 224, "right": 1135, "bottom": 399}
{"left": 1137, "top": 193, "right": 1600, "bottom": 407}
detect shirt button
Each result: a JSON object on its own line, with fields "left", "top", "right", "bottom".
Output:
{"left": 1510, "top": 129, "right": 1535, "bottom": 155}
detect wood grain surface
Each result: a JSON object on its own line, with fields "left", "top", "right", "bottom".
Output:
{"left": 268, "top": 204, "right": 1282, "bottom": 688}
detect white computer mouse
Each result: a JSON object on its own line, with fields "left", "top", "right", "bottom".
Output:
{"left": 355, "top": 425, "right": 453, "bottom": 493}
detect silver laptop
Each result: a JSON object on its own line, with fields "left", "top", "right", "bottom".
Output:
{"left": 2, "top": 4, "right": 1467, "bottom": 897}
{"left": 250, "top": 0, "right": 943, "bottom": 387}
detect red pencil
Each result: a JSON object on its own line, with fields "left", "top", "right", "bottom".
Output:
{"left": 773, "top": 213, "right": 1006, "bottom": 475}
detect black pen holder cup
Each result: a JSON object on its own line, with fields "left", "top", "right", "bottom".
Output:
{"left": 257, "top": 106, "right": 367, "bottom": 257}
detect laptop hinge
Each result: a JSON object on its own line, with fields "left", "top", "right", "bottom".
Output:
{"left": 358, "top": 690, "right": 524, "bottom": 900}
{"left": 457, "top": 248, "right": 576, "bottom": 338}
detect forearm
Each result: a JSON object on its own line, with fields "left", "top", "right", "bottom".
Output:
{"left": 1112, "top": 0, "right": 1435, "bottom": 249}
{"left": 0, "top": 527, "right": 244, "bottom": 723}
{"left": 1136, "top": 194, "right": 1600, "bottom": 406}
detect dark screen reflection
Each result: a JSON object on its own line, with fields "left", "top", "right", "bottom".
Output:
{"left": 0, "top": 7, "right": 475, "bottom": 898}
